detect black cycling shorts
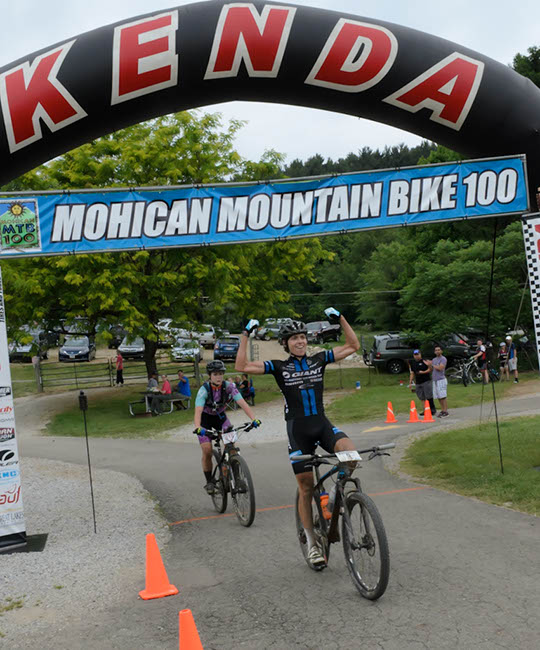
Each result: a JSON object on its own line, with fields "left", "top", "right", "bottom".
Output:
{"left": 287, "top": 415, "right": 348, "bottom": 475}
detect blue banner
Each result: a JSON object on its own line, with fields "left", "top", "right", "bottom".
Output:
{"left": 0, "top": 156, "right": 529, "bottom": 258}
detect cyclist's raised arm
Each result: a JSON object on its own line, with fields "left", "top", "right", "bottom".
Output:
{"left": 235, "top": 321, "right": 266, "bottom": 375}
{"left": 328, "top": 311, "right": 360, "bottom": 362}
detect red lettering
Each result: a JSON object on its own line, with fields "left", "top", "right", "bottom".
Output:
{"left": 0, "top": 486, "right": 20, "bottom": 506}
{"left": 112, "top": 12, "right": 178, "bottom": 104}
{"left": 384, "top": 53, "right": 484, "bottom": 130}
{"left": 0, "top": 42, "right": 87, "bottom": 153}
{"left": 535, "top": 224, "right": 540, "bottom": 258}
{"left": 306, "top": 19, "right": 397, "bottom": 92}
{"left": 205, "top": 4, "right": 296, "bottom": 79}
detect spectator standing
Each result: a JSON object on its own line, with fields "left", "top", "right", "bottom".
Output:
{"left": 431, "top": 345, "right": 449, "bottom": 417}
{"left": 174, "top": 369, "right": 191, "bottom": 409}
{"left": 115, "top": 351, "right": 124, "bottom": 386}
{"left": 498, "top": 342, "right": 509, "bottom": 381}
{"left": 409, "top": 349, "right": 436, "bottom": 416}
{"left": 472, "top": 339, "right": 489, "bottom": 384}
{"left": 506, "top": 335, "right": 519, "bottom": 383}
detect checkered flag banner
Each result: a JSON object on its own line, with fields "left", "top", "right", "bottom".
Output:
{"left": 522, "top": 214, "right": 540, "bottom": 371}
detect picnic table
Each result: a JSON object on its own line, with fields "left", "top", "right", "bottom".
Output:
{"left": 128, "top": 391, "right": 191, "bottom": 416}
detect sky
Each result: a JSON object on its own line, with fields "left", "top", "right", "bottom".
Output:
{"left": 0, "top": 1, "right": 537, "bottom": 165}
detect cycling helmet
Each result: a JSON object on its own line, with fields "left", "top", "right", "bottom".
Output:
{"left": 206, "top": 360, "right": 226, "bottom": 374}
{"left": 279, "top": 320, "right": 307, "bottom": 349}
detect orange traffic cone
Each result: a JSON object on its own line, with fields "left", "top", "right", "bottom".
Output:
{"left": 423, "top": 401, "right": 434, "bottom": 422}
{"left": 407, "top": 400, "right": 420, "bottom": 423}
{"left": 139, "top": 533, "right": 179, "bottom": 600}
{"left": 385, "top": 401, "right": 397, "bottom": 423}
{"left": 179, "top": 609, "right": 204, "bottom": 650}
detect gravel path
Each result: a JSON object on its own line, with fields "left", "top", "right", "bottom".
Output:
{"left": 0, "top": 457, "right": 169, "bottom": 642}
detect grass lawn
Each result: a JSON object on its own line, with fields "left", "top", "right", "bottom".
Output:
{"left": 401, "top": 415, "right": 540, "bottom": 515}
{"left": 325, "top": 370, "right": 540, "bottom": 424}
{"left": 46, "top": 379, "right": 282, "bottom": 438}
{"left": 10, "top": 364, "right": 39, "bottom": 398}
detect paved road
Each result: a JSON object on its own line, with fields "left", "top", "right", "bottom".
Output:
{"left": 14, "top": 391, "right": 540, "bottom": 649}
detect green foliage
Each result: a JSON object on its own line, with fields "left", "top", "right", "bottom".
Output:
{"left": 285, "top": 141, "right": 436, "bottom": 177}
{"left": 399, "top": 222, "right": 531, "bottom": 339}
{"left": 512, "top": 45, "right": 540, "bottom": 88}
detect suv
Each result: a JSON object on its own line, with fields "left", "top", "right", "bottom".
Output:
{"left": 306, "top": 320, "right": 341, "bottom": 343}
{"left": 370, "top": 333, "right": 469, "bottom": 374}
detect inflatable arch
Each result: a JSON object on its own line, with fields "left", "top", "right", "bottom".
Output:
{"left": 0, "top": 0, "right": 540, "bottom": 197}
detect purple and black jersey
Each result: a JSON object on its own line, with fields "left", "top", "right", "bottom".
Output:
{"left": 263, "top": 350, "right": 335, "bottom": 420}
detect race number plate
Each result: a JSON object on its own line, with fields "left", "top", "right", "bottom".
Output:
{"left": 335, "top": 450, "right": 362, "bottom": 462}
{"left": 222, "top": 430, "right": 238, "bottom": 444}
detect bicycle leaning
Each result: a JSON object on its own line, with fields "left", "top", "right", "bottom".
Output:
{"left": 195, "top": 422, "right": 257, "bottom": 527}
{"left": 294, "top": 443, "right": 395, "bottom": 600}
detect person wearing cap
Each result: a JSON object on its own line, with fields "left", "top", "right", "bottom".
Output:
{"left": 506, "top": 335, "right": 519, "bottom": 383}
{"left": 498, "top": 342, "right": 509, "bottom": 381}
{"left": 409, "top": 349, "right": 436, "bottom": 417}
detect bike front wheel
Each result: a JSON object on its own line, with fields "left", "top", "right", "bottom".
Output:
{"left": 211, "top": 449, "right": 227, "bottom": 513}
{"left": 295, "top": 488, "right": 330, "bottom": 571}
{"left": 229, "top": 455, "right": 256, "bottom": 527}
{"left": 342, "top": 491, "right": 390, "bottom": 600}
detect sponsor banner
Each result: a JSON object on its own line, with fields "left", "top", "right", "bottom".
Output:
{"left": 0, "top": 267, "right": 24, "bottom": 542}
{"left": 0, "top": 156, "right": 529, "bottom": 258}
{"left": 521, "top": 215, "right": 540, "bottom": 372}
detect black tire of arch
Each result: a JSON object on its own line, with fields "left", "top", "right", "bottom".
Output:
{"left": 0, "top": 0, "right": 539, "bottom": 200}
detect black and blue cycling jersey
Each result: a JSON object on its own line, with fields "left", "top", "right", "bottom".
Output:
{"left": 263, "top": 350, "right": 335, "bottom": 421}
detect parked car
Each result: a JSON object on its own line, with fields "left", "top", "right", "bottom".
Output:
{"left": 58, "top": 335, "right": 96, "bottom": 362}
{"left": 118, "top": 336, "right": 145, "bottom": 360}
{"left": 306, "top": 320, "right": 341, "bottom": 343}
{"left": 197, "top": 325, "right": 217, "bottom": 349}
{"left": 370, "top": 332, "right": 470, "bottom": 374}
{"left": 9, "top": 329, "right": 49, "bottom": 362}
{"left": 213, "top": 336, "right": 240, "bottom": 361}
{"left": 256, "top": 318, "right": 292, "bottom": 341}
{"left": 171, "top": 338, "right": 202, "bottom": 363}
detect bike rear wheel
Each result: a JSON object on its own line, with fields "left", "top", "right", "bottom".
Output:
{"left": 211, "top": 449, "right": 227, "bottom": 513}
{"left": 295, "top": 488, "right": 330, "bottom": 571}
{"left": 229, "top": 455, "right": 256, "bottom": 527}
{"left": 342, "top": 491, "right": 390, "bottom": 600}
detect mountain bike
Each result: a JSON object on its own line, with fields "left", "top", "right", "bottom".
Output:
{"left": 199, "top": 423, "right": 256, "bottom": 527}
{"left": 294, "top": 443, "right": 395, "bottom": 600}
{"left": 447, "top": 357, "right": 483, "bottom": 386}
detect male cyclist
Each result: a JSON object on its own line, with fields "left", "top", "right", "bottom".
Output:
{"left": 235, "top": 309, "right": 360, "bottom": 569}
{"left": 194, "top": 360, "right": 260, "bottom": 494}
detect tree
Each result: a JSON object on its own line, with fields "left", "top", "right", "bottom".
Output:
{"left": 399, "top": 223, "right": 531, "bottom": 340}
{"left": 512, "top": 46, "right": 540, "bottom": 88}
{"left": 1, "top": 111, "right": 327, "bottom": 374}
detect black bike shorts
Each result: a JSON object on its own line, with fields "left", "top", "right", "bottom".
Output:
{"left": 287, "top": 415, "right": 348, "bottom": 475}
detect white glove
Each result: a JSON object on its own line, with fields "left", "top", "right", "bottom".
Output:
{"left": 244, "top": 319, "right": 259, "bottom": 334}
{"left": 324, "top": 307, "right": 341, "bottom": 323}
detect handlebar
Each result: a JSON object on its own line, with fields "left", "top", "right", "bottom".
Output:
{"left": 193, "top": 422, "right": 255, "bottom": 439}
{"left": 294, "top": 442, "right": 395, "bottom": 463}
